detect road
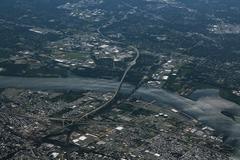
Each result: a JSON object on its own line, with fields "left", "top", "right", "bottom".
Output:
{"left": 29, "top": 46, "right": 140, "bottom": 139}
{"left": 71, "top": 45, "right": 139, "bottom": 121}
{"left": 1, "top": 76, "right": 240, "bottom": 147}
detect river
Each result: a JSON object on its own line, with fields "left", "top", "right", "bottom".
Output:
{"left": 0, "top": 76, "right": 240, "bottom": 148}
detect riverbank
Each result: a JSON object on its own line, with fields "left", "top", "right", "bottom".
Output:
{"left": 0, "top": 76, "right": 240, "bottom": 149}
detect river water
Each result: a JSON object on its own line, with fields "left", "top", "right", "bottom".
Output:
{"left": 0, "top": 76, "right": 240, "bottom": 148}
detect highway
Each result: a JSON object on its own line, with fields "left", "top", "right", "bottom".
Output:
{"left": 1, "top": 76, "right": 240, "bottom": 146}
{"left": 71, "top": 45, "right": 139, "bottom": 121}
{"left": 29, "top": 46, "right": 140, "bottom": 140}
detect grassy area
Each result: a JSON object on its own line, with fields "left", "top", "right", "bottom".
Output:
{"left": 163, "top": 75, "right": 182, "bottom": 92}
{"left": 0, "top": 47, "right": 13, "bottom": 58}
{"left": 164, "top": 64, "right": 217, "bottom": 94}
{"left": 53, "top": 51, "right": 90, "bottom": 60}
{"left": 63, "top": 52, "right": 90, "bottom": 60}
{"left": 163, "top": 64, "right": 195, "bottom": 92}
{"left": 219, "top": 89, "right": 240, "bottom": 105}
{"left": 49, "top": 91, "right": 85, "bottom": 103}
{"left": 0, "top": 89, "right": 4, "bottom": 95}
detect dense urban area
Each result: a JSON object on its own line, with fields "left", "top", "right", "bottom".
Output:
{"left": 0, "top": 0, "right": 240, "bottom": 159}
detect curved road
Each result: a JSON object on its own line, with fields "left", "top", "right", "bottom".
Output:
{"left": 76, "top": 46, "right": 139, "bottom": 120}
{"left": 1, "top": 76, "right": 240, "bottom": 147}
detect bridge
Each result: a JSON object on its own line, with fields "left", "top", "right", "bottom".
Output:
{"left": 75, "top": 46, "right": 139, "bottom": 120}
{"left": 39, "top": 45, "right": 139, "bottom": 139}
